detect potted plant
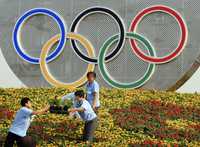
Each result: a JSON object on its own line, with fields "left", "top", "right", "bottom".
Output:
{"left": 49, "top": 96, "right": 73, "bottom": 114}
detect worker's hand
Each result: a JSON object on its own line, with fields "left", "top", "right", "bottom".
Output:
{"left": 68, "top": 108, "right": 77, "bottom": 113}
{"left": 92, "top": 104, "right": 96, "bottom": 110}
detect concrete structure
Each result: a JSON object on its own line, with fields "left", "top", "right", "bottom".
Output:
{"left": 0, "top": 0, "right": 200, "bottom": 92}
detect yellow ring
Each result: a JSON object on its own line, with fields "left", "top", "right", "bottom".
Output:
{"left": 40, "top": 33, "right": 95, "bottom": 89}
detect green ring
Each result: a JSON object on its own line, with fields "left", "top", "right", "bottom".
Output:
{"left": 98, "top": 32, "right": 156, "bottom": 89}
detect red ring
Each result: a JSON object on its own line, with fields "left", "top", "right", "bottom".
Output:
{"left": 129, "top": 5, "right": 188, "bottom": 64}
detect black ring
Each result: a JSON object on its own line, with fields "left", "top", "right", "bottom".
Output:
{"left": 70, "top": 7, "right": 126, "bottom": 64}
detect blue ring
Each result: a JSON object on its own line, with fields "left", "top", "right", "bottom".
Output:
{"left": 13, "top": 8, "right": 67, "bottom": 64}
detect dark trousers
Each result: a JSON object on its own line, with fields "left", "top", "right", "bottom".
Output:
{"left": 4, "top": 132, "right": 36, "bottom": 147}
{"left": 83, "top": 117, "right": 98, "bottom": 142}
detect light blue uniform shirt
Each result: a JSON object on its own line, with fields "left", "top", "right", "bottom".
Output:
{"left": 78, "top": 99, "right": 97, "bottom": 121}
{"left": 61, "top": 92, "right": 80, "bottom": 118}
{"left": 9, "top": 107, "right": 33, "bottom": 137}
{"left": 86, "top": 80, "right": 100, "bottom": 107}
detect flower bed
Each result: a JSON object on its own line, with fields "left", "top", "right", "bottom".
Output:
{"left": 0, "top": 88, "right": 200, "bottom": 146}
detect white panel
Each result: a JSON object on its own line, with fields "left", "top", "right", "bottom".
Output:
{"left": 0, "top": 48, "right": 25, "bottom": 88}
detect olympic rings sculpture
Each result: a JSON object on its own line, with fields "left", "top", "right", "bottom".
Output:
{"left": 13, "top": 5, "right": 188, "bottom": 89}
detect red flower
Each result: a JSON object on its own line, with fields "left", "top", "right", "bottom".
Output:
{"left": 0, "top": 109, "right": 14, "bottom": 120}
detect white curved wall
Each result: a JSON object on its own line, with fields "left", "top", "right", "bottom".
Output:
{"left": 0, "top": 48, "right": 25, "bottom": 88}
